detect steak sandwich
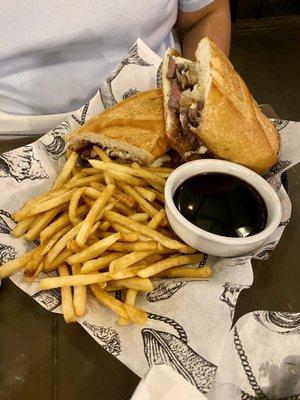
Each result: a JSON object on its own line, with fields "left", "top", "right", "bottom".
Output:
{"left": 162, "top": 37, "right": 280, "bottom": 173}
{"left": 68, "top": 89, "right": 170, "bottom": 166}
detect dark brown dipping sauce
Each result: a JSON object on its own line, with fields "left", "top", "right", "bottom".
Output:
{"left": 173, "top": 173, "right": 267, "bottom": 238}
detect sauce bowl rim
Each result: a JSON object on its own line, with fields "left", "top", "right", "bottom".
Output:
{"left": 164, "top": 159, "right": 282, "bottom": 246}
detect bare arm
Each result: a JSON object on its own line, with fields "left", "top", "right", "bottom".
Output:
{"left": 176, "top": 0, "right": 231, "bottom": 59}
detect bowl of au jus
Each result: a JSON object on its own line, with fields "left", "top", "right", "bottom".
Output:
{"left": 165, "top": 159, "right": 282, "bottom": 257}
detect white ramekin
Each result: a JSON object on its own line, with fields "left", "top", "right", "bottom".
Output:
{"left": 165, "top": 159, "right": 282, "bottom": 257}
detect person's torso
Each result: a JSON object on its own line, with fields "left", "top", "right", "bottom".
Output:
{"left": 0, "top": 0, "right": 178, "bottom": 115}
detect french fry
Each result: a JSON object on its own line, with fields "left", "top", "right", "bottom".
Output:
{"left": 147, "top": 188, "right": 165, "bottom": 203}
{"left": 66, "top": 239, "right": 83, "bottom": 253}
{"left": 81, "top": 167, "right": 102, "bottom": 175}
{"left": 58, "top": 264, "right": 76, "bottom": 323}
{"left": 158, "top": 226, "right": 174, "bottom": 237}
{"left": 112, "top": 255, "right": 165, "bottom": 280}
{"left": 125, "top": 288, "right": 137, "bottom": 304}
{"left": 45, "top": 222, "right": 83, "bottom": 266}
{"left": 138, "top": 254, "right": 166, "bottom": 265}
{"left": 155, "top": 172, "right": 170, "bottom": 178}
{"left": 40, "top": 205, "right": 88, "bottom": 243}
{"left": 81, "top": 194, "right": 95, "bottom": 208}
{"left": 25, "top": 186, "right": 69, "bottom": 207}
{"left": 105, "top": 285, "right": 126, "bottom": 292}
{"left": 97, "top": 231, "right": 138, "bottom": 242}
{"left": 69, "top": 171, "right": 87, "bottom": 182}
{"left": 147, "top": 209, "right": 166, "bottom": 230}
{"left": 40, "top": 271, "right": 111, "bottom": 289}
{"left": 134, "top": 186, "right": 156, "bottom": 202}
{"left": 111, "top": 265, "right": 147, "bottom": 280}
{"left": 76, "top": 184, "right": 115, "bottom": 246}
{"left": 130, "top": 160, "right": 165, "bottom": 193}
{"left": 41, "top": 225, "right": 72, "bottom": 256}
{"left": 13, "top": 189, "right": 77, "bottom": 222}
{"left": 71, "top": 264, "right": 87, "bottom": 317}
{"left": 89, "top": 160, "right": 165, "bottom": 185}
{"left": 109, "top": 241, "right": 159, "bottom": 252}
{"left": 155, "top": 266, "right": 212, "bottom": 279}
{"left": 98, "top": 200, "right": 119, "bottom": 219}
{"left": 24, "top": 205, "right": 65, "bottom": 241}
{"left": 88, "top": 194, "right": 131, "bottom": 217}
{"left": 23, "top": 247, "right": 44, "bottom": 278}
{"left": 30, "top": 260, "right": 45, "bottom": 281}
{"left": 90, "top": 182, "right": 135, "bottom": 208}
{"left": 92, "top": 146, "right": 112, "bottom": 162}
{"left": 120, "top": 232, "right": 139, "bottom": 243}
{"left": 82, "top": 187, "right": 103, "bottom": 199}
{"left": 120, "top": 184, "right": 157, "bottom": 218}
{"left": 91, "top": 285, "right": 128, "bottom": 318}
{"left": 91, "top": 285, "right": 147, "bottom": 325}
{"left": 119, "top": 289, "right": 138, "bottom": 326}
{"left": 66, "top": 149, "right": 72, "bottom": 158}
{"left": 151, "top": 200, "right": 164, "bottom": 211}
{"left": 81, "top": 252, "right": 126, "bottom": 274}
{"left": 82, "top": 190, "right": 120, "bottom": 219}
{"left": 52, "top": 151, "right": 78, "bottom": 189}
{"left": 124, "top": 302, "right": 148, "bottom": 325}
{"left": 12, "top": 215, "right": 38, "bottom": 237}
{"left": 93, "top": 146, "right": 115, "bottom": 185}
{"left": 66, "top": 225, "right": 98, "bottom": 252}
{"left": 112, "top": 254, "right": 166, "bottom": 280}
{"left": 113, "top": 201, "right": 133, "bottom": 216}
{"left": 89, "top": 221, "right": 101, "bottom": 236}
{"left": 65, "top": 174, "right": 104, "bottom": 189}
{"left": 137, "top": 253, "right": 203, "bottom": 278}
{"left": 128, "top": 213, "right": 149, "bottom": 222}
{"left": 145, "top": 167, "right": 173, "bottom": 173}
{"left": 44, "top": 249, "right": 73, "bottom": 271}
{"left": 69, "top": 188, "right": 84, "bottom": 226}
{"left": 107, "top": 221, "right": 130, "bottom": 233}
{"left": 149, "top": 182, "right": 164, "bottom": 193}
{"left": 66, "top": 233, "right": 120, "bottom": 264}
{"left": 98, "top": 221, "right": 110, "bottom": 231}
{"left": 104, "top": 169, "right": 146, "bottom": 186}
{"left": 107, "top": 277, "right": 153, "bottom": 292}
{"left": 0, "top": 249, "right": 36, "bottom": 279}
{"left": 71, "top": 164, "right": 81, "bottom": 177}
{"left": 109, "top": 250, "right": 154, "bottom": 275}
{"left": 104, "top": 211, "right": 196, "bottom": 253}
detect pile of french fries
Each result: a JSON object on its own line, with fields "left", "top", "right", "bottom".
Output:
{"left": 0, "top": 146, "right": 212, "bottom": 325}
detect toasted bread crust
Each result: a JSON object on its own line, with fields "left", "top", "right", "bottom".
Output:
{"left": 196, "top": 39, "right": 279, "bottom": 173}
{"left": 68, "top": 89, "right": 169, "bottom": 164}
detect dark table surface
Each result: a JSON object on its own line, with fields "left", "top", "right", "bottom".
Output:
{"left": 0, "top": 106, "right": 299, "bottom": 400}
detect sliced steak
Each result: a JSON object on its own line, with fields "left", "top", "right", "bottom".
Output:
{"left": 167, "top": 57, "right": 177, "bottom": 79}
{"left": 77, "top": 143, "right": 94, "bottom": 167}
{"left": 168, "top": 81, "right": 182, "bottom": 109}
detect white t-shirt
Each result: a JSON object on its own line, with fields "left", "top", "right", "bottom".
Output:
{"left": 0, "top": 0, "right": 211, "bottom": 117}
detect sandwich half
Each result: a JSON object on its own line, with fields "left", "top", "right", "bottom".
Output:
{"left": 68, "top": 89, "right": 169, "bottom": 165}
{"left": 162, "top": 37, "right": 280, "bottom": 173}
